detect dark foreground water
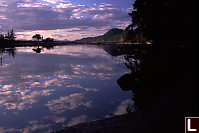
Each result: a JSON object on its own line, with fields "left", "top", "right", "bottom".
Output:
{"left": 0, "top": 45, "right": 134, "bottom": 133}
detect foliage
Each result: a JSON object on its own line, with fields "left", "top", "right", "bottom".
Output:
{"left": 135, "top": 32, "right": 146, "bottom": 43}
{"left": 122, "top": 25, "right": 136, "bottom": 42}
{"left": 0, "top": 34, "right": 4, "bottom": 40}
{"left": 6, "top": 29, "right": 16, "bottom": 40}
{"left": 0, "top": 29, "right": 16, "bottom": 41}
{"left": 126, "top": 0, "right": 197, "bottom": 49}
{"left": 32, "top": 34, "right": 42, "bottom": 41}
{"left": 43, "top": 37, "right": 54, "bottom": 42}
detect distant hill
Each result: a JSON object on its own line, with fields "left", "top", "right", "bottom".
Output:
{"left": 76, "top": 28, "right": 124, "bottom": 42}
{"left": 54, "top": 39, "right": 70, "bottom": 41}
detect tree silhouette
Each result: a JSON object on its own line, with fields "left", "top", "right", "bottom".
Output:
{"left": 5, "top": 29, "right": 16, "bottom": 40}
{"left": 126, "top": 0, "right": 169, "bottom": 44}
{"left": 32, "top": 34, "right": 42, "bottom": 41}
{"left": 43, "top": 37, "right": 54, "bottom": 42}
{"left": 0, "top": 34, "right": 4, "bottom": 40}
{"left": 126, "top": 0, "right": 197, "bottom": 52}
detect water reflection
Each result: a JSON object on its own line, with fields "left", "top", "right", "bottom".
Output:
{"left": 0, "top": 47, "right": 17, "bottom": 66}
{"left": 32, "top": 46, "right": 43, "bottom": 54}
{"left": 32, "top": 46, "right": 54, "bottom": 54}
{"left": 114, "top": 99, "right": 134, "bottom": 115}
{"left": 0, "top": 45, "right": 133, "bottom": 132}
{"left": 117, "top": 55, "right": 141, "bottom": 92}
{"left": 115, "top": 46, "right": 152, "bottom": 110}
{"left": 46, "top": 93, "right": 92, "bottom": 114}
{"left": 0, "top": 47, "right": 17, "bottom": 57}
{"left": 0, "top": 88, "right": 54, "bottom": 110}
{"left": 116, "top": 45, "right": 191, "bottom": 112}
{"left": 67, "top": 115, "right": 87, "bottom": 126}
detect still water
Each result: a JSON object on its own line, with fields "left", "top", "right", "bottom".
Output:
{"left": 0, "top": 45, "right": 133, "bottom": 133}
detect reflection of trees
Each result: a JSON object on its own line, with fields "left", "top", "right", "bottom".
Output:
{"left": 117, "top": 45, "right": 197, "bottom": 114}
{"left": 101, "top": 45, "right": 123, "bottom": 56}
{"left": 118, "top": 54, "right": 141, "bottom": 91}
{"left": 32, "top": 46, "right": 43, "bottom": 54}
{"left": 118, "top": 47, "right": 169, "bottom": 109}
{"left": 42, "top": 46, "right": 54, "bottom": 50}
{"left": 32, "top": 46, "right": 54, "bottom": 54}
{"left": 0, "top": 47, "right": 17, "bottom": 66}
{"left": 117, "top": 47, "right": 171, "bottom": 110}
{"left": 0, "top": 48, "right": 17, "bottom": 57}
{"left": 117, "top": 49, "right": 143, "bottom": 111}
{"left": 0, "top": 29, "right": 16, "bottom": 41}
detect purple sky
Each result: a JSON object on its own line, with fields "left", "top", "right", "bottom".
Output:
{"left": 0, "top": 0, "right": 135, "bottom": 41}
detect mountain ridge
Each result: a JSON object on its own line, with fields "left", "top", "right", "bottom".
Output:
{"left": 76, "top": 28, "right": 124, "bottom": 42}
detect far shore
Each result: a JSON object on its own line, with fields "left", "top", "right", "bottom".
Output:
{"left": 0, "top": 40, "right": 152, "bottom": 48}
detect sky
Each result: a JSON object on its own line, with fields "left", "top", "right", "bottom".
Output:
{"left": 0, "top": 0, "right": 135, "bottom": 41}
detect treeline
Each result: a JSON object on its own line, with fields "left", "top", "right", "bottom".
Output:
{"left": 124, "top": 0, "right": 198, "bottom": 49}
{"left": 0, "top": 30, "right": 54, "bottom": 42}
{"left": 0, "top": 29, "right": 16, "bottom": 41}
{"left": 32, "top": 34, "right": 54, "bottom": 42}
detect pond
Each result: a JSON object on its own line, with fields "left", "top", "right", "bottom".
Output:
{"left": 0, "top": 45, "right": 134, "bottom": 133}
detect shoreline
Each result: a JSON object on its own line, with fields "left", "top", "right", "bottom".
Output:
{"left": 0, "top": 40, "right": 150, "bottom": 48}
{"left": 55, "top": 75, "right": 197, "bottom": 133}
{"left": 54, "top": 59, "right": 198, "bottom": 133}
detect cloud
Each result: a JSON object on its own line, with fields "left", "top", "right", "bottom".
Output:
{"left": 45, "top": 93, "right": 92, "bottom": 114}
{"left": 1, "top": 85, "right": 14, "bottom": 91}
{"left": 82, "top": 3, "right": 130, "bottom": 21}
{"left": 66, "top": 84, "right": 99, "bottom": 92}
{"left": 0, "top": 0, "right": 131, "bottom": 40}
{"left": 23, "top": 120, "right": 51, "bottom": 133}
{"left": 43, "top": 78, "right": 66, "bottom": 87}
{"left": 30, "top": 82, "right": 40, "bottom": 87}
{"left": 42, "top": 0, "right": 70, "bottom": 4}
{"left": 43, "top": 115, "right": 66, "bottom": 123}
{"left": 114, "top": 99, "right": 134, "bottom": 115}
{"left": 0, "top": 127, "right": 21, "bottom": 133}
{"left": 67, "top": 115, "right": 87, "bottom": 126}
{"left": 0, "top": 89, "right": 54, "bottom": 110}
{"left": 0, "top": 91, "right": 20, "bottom": 105}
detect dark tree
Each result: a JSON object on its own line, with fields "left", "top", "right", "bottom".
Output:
{"left": 127, "top": 0, "right": 198, "bottom": 53}
{"left": 43, "top": 37, "right": 54, "bottom": 42}
{"left": 32, "top": 34, "right": 42, "bottom": 41}
{"left": 5, "top": 29, "right": 16, "bottom": 40}
{"left": 122, "top": 25, "right": 136, "bottom": 42}
{"left": 0, "top": 34, "right": 4, "bottom": 40}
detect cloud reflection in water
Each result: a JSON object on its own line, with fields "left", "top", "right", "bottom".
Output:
{"left": 0, "top": 89, "right": 54, "bottom": 110}
{"left": 0, "top": 45, "right": 132, "bottom": 132}
{"left": 46, "top": 93, "right": 92, "bottom": 114}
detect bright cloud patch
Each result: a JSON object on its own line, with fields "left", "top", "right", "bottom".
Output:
{"left": 45, "top": 93, "right": 92, "bottom": 114}
{"left": 42, "top": 0, "right": 70, "bottom": 4}
{"left": 114, "top": 99, "right": 134, "bottom": 115}
{"left": 0, "top": 89, "right": 54, "bottom": 110}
